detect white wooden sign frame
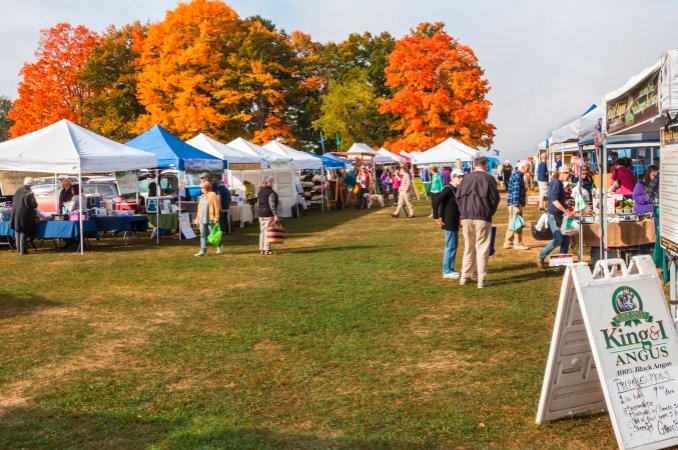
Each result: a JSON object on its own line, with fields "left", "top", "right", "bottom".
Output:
{"left": 537, "top": 256, "right": 678, "bottom": 450}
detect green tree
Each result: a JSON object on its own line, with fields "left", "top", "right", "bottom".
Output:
{"left": 313, "top": 68, "right": 389, "bottom": 149}
{"left": 0, "top": 96, "right": 14, "bottom": 142}
{"left": 78, "top": 23, "right": 147, "bottom": 141}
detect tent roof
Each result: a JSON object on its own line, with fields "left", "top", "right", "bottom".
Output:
{"left": 551, "top": 104, "right": 602, "bottom": 144}
{"left": 227, "top": 137, "right": 291, "bottom": 165}
{"left": 126, "top": 125, "right": 224, "bottom": 171}
{"left": 0, "top": 119, "right": 157, "bottom": 173}
{"left": 413, "top": 138, "right": 478, "bottom": 164}
{"left": 377, "top": 148, "right": 406, "bottom": 163}
{"left": 347, "top": 142, "right": 377, "bottom": 154}
{"left": 319, "top": 153, "right": 353, "bottom": 169}
{"left": 263, "top": 141, "right": 322, "bottom": 170}
{"left": 187, "top": 133, "right": 264, "bottom": 166}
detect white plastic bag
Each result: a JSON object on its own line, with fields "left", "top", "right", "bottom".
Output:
{"left": 572, "top": 186, "right": 589, "bottom": 213}
{"left": 560, "top": 216, "right": 580, "bottom": 236}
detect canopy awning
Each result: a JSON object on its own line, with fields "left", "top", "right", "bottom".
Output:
{"left": 0, "top": 119, "right": 158, "bottom": 173}
{"left": 413, "top": 137, "right": 478, "bottom": 164}
{"left": 187, "top": 133, "right": 264, "bottom": 167}
{"left": 126, "top": 125, "right": 225, "bottom": 171}
{"left": 263, "top": 141, "right": 322, "bottom": 170}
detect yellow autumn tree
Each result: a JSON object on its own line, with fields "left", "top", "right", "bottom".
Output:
{"left": 134, "top": 0, "right": 241, "bottom": 138}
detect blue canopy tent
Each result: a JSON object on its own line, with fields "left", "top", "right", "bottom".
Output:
{"left": 316, "top": 153, "right": 352, "bottom": 169}
{"left": 126, "top": 125, "right": 227, "bottom": 243}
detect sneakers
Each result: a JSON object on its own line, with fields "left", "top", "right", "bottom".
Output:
{"left": 502, "top": 243, "right": 512, "bottom": 249}
{"left": 443, "top": 271, "right": 461, "bottom": 279}
{"left": 216, "top": 245, "right": 223, "bottom": 255}
{"left": 478, "top": 281, "right": 491, "bottom": 289}
{"left": 536, "top": 255, "right": 545, "bottom": 268}
{"left": 513, "top": 244, "right": 530, "bottom": 250}
{"left": 194, "top": 251, "right": 206, "bottom": 257}
{"left": 407, "top": 215, "right": 415, "bottom": 219}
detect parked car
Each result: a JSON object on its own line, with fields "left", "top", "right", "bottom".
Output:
{"left": 32, "top": 179, "right": 125, "bottom": 214}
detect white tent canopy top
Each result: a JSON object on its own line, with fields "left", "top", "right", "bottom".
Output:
{"left": 263, "top": 141, "right": 322, "bottom": 170}
{"left": 227, "top": 137, "right": 292, "bottom": 165}
{"left": 551, "top": 105, "right": 603, "bottom": 145}
{"left": 413, "top": 137, "right": 479, "bottom": 164}
{"left": 0, "top": 119, "right": 158, "bottom": 172}
{"left": 347, "top": 142, "right": 377, "bottom": 154}
{"left": 377, "top": 147, "right": 406, "bottom": 163}
{"left": 187, "top": 133, "right": 264, "bottom": 166}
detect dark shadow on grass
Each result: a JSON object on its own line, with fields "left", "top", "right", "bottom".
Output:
{"left": 0, "top": 406, "right": 417, "bottom": 449}
{"left": 283, "top": 244, "right": 390, "bottom": 254}
{"left": 0, "top": 294, "right": 64, "bottom": 320}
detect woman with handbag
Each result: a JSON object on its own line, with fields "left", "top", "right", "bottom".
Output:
{"left": 194, "top": 180, "right": 220, "bottom": 257}
{"left": 257, "top": 176, "right": 279, "bottom": 255}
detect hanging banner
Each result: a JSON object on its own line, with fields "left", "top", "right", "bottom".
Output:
{"left": 607, "top": 71, "right": 660, "bottom": 135}
{"left": 659, "top": 127, "right": 678, "bottom": 255}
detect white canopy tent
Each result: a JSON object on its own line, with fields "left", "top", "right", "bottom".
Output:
{"left": 377, "top": 148, "right": 406, "bottom": 163}
{"left": 187, "top": 133, "right": 265, "bottom": 166}
{"left": 413, "top": 137, "right": 479, "bottom": 165}
{"left": 0, "top": 119, "right": 158, "bottom": 254}
{"left": 0, "top": 119, "right": 157, "bottom": 173}
{"left": 263, "top": 141, "right": 322, "bottom": 170}
{"left": 226, "top": 138, "right": 297, "bottom": 218}
{"left": 347, "top": 142, "right": 392, "bottom": 165}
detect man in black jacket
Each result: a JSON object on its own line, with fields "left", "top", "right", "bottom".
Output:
{"left": 455, "top": 157, "right": 500, "bottom": 288}
{"left": 432, "top": 169, "right": 464, "bottom": 279}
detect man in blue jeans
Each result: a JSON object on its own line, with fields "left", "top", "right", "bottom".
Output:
{"left": 537, "top": 166, "right": 574, "bottom": 268}
{"left": 432, "top": 169, "right": 464, "bottom": 279}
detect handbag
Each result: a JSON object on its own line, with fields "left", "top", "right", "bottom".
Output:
{"left": 266, "top": 220, "right": 285, "bottom": 244}
{"left": 207, "top": 223, "right": 222, "bottom": 247}
{"left": 531, "top": 221, "right": 553, "bottom": 241}
{"left": 507, "top": 212, "right": 525, "bottom": 231}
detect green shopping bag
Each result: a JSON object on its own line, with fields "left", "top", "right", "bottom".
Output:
{"left": 207, "top": 223, "right": 222, "bottom": 247}
{"left": 507, "top": 212, "right": 525, "bottom": 231}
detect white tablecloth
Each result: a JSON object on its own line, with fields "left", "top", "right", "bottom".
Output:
{"left": 230, "top": 205, "right": 254, "bottom": 226}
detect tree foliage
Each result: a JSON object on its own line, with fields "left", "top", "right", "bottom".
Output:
{"left": 134, "top": 0, "right": 241, "bottom": 139}
{"left": 9, "top": 23, "right": 99, "bottom": 137}
{"left": 379, "top": 22, "right": 494, "bottom": 151}
{"left": 0, "top": 96, "right": 14, "bottom": 142}
{"left": 314, "top": 69, "right": 390, "bottom": 149}
{"left": 78, "top": 23, "right": 147, "bottom": 141}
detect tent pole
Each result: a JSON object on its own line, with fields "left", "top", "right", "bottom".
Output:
{"left": 178, "top": 170, "right": 182, "bottom": 241}
{"left": 54, "top": 173, "right": 58, "bottom": 213}
{"left": 78, "top": 170, "right": 84, "bottom": 255}
{"left": 600, "top": 115, "right": 608, "bottom": 260}
{"left": 156, "top": 171, "right": 160, "bottom": 245}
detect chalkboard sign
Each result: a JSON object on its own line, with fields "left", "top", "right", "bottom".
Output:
{"left": 538, "top": 256, "right": 678, "bottom": 450}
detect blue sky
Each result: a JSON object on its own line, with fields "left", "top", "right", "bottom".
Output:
{"left": 2, "top": 0, "right": 677, "bottom": 161}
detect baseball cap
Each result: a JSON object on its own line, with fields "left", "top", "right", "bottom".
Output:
{"left": 558, "top": 166, "right": 571, "bottom": 174}
{"left": 451, "top": 169, "right": 465, "bottom": 177}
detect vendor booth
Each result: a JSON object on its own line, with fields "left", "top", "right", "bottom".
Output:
{"left": 126, "top": 125, "right": 225, "bottom": 242}
{"left": 412, "top": 137, "right": 478, "bottom": 166}
{"left": 0, "top": 119, "right": 158, "bottom": 254}
{"left": 227, "top": 138, "right": 297, "bottom": 218}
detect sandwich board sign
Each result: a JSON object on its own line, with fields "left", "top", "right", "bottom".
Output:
{"left": 537, "top": 256, "right": 678, "bottom": 450}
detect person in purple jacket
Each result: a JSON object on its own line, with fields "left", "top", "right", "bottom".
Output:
{"left": 633, "top": 165, "right": 658, "bottom": 215}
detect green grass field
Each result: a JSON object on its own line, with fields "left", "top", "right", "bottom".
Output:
{"left": 0, "top": 197, "right": 619, "bottom": 449}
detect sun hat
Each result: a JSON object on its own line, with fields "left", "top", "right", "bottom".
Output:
{"left": 451, "top": 168, "right": 465, "bottom": 177}
{"left": 559, "top": 166, "right": 571, "bottom": 173}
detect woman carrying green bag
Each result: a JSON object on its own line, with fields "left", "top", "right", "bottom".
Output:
{"left": 194, "top": 180, "right": 221, "bottom": 256}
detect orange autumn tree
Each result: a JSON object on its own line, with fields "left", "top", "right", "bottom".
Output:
{"left": 134, "top": 0, "right": 241, "bottom": 139}
{"left": 379, "top": 22, "right": 495, "bottom": 151}
{"left": 9, "top": 23, "right": 99, "bottom": 137}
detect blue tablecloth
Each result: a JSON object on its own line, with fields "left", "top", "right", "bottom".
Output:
{"left": 94, "top": 216, "right": 149, "bottom": 233}
{"left": 0, "top": 220, "right": 99, "bottom": 239}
